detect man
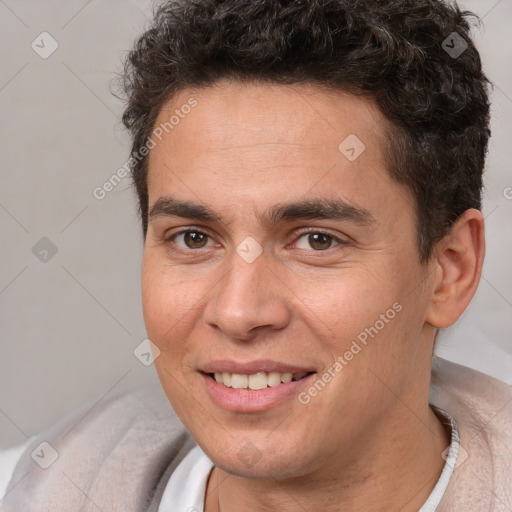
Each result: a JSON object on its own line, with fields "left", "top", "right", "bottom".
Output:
{"left": 2, "top": 0, "right": 511, "bottom": 510}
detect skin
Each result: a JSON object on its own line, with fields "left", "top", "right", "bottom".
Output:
{"left": 142, "top": 80, "right": 485, "bottom": 511}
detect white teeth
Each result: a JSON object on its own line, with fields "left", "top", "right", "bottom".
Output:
{"left": 248, "top": 373, "right": 267, "bottom": 390}
{"left": 231, "top": 374, "right": 248, "bottom": 389}
{"left": 280, "top": 372, "right": 293, "bottom": 383}
{"left": 267, "top": 372, "right": 282, "bottom": 387}
{"left": 222, "top": 372, "right": 232, "bottom": 386}
{"left": 211, "top": 371, "right": 310, "bottom": 390}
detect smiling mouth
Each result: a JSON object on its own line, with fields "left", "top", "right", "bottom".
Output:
{"left": 207, "top": 371, "right": 315, "bottom": 390}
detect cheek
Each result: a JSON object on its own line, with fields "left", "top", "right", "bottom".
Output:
{"left": 141, "top": 256, "right": 203, "bottom": 414}
{"left": 141, "top": 264, "right": 170, "bottom": 341}
{"left": 141, "top": 254, "right": 202, "bottom": 353}
{"left": 295, "top": 269, "right": 396, "bottom": 337}
{"left": 294, "top": 264, "right": 420, "bottom": 389}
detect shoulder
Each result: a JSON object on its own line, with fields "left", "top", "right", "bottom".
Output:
{"left": 430, "top": 357, "right": 512, "bottom": 511}
{"left": 431, "top": 356, "right": 512, "bottom": 424}
{"left": 430, "top": 356, "right": 512, "bottom": 449}
{"left": 1, "top": 384, "right": 195, "bottom": 511}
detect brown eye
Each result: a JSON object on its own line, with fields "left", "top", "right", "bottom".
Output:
{"left": 296, "top": 232, "right": 340, "bottom": 251}
{"left": 183, "top": 231, "right": 208, "bottom": 248}
{"left": 172, "top": 230, "right": 213, "bottom": 249}
{"left": 308, "top": 233, "right": 333, "bottom": 250}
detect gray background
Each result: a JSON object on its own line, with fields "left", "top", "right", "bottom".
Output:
{"left": 0, "top": 0, "right": 511, "bottom": 450}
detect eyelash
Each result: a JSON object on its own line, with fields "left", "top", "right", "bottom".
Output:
{"left": 164, "top": 228, "right": 346, "bottom": 255}
{"left": 292, "top": 228, "right": 344, "bottom": 251}
{"left": 165, "top": 229, "right": 218, "bottom": 254}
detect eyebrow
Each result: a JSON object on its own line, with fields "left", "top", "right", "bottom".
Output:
{"left": 148, "top": 196, "right": 373, "bottom": 227}
{"left": 149, "top": 197, "right": 222, "bottom": 223}
{"left": 264, "top": 199, "right": 373, "bottom": 227}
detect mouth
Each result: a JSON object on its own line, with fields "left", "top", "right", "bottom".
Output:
{"left": 199, "top": 361, "right": 318, "bottom": 412}
{"left": 206, "top": 371, "right": 315, "bottom": 390}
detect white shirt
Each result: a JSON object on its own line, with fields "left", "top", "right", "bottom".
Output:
{"left": 0, "top": 409, "right": 459, "bottom": 511}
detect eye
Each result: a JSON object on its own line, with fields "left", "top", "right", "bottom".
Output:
{"left": 171, "top": 230, "right": 215, "bottom": 250}
{"left": 295, "top": 232, "right": 340, "bottom": 251}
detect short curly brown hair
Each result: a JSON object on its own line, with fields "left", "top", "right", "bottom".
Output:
{"left": 121, "top": 0, "right": 491, "bottom": 262}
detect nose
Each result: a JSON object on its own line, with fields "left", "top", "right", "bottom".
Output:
{"left": 203, "top": 251, "right": 291, "bottom": 341}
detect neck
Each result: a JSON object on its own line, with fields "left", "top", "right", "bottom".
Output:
{"left": 205, "top": 405, "right": 449, "bottom": 512}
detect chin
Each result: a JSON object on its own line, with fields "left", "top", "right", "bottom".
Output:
{"left": 200, "top": 434, "right": 315, "bottom": 481}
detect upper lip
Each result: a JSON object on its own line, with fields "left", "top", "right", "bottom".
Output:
{"left": 200, "top": 359, "right": 316, "bottom": 374}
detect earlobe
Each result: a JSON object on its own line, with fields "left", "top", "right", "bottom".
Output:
{"left": 426, "top": 208, "right": 485, "bottom": 328}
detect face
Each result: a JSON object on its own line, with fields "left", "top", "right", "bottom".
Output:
{"left": 142, "top": 81, "right": 436, "bottom": 480}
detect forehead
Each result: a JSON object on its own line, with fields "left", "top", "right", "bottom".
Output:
{"left": 146, "top": 81, "right": 411, "bottom": 225}
{"left": 149, "top": 80, "right": 386, "bottom": 160}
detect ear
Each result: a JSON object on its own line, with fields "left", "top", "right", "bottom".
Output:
{"left": 426, "top": 208, "right": 485, "bottom": 328}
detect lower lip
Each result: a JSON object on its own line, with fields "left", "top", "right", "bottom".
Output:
{"left": 202, "top": 373, "right": 315, "bottom": 413}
